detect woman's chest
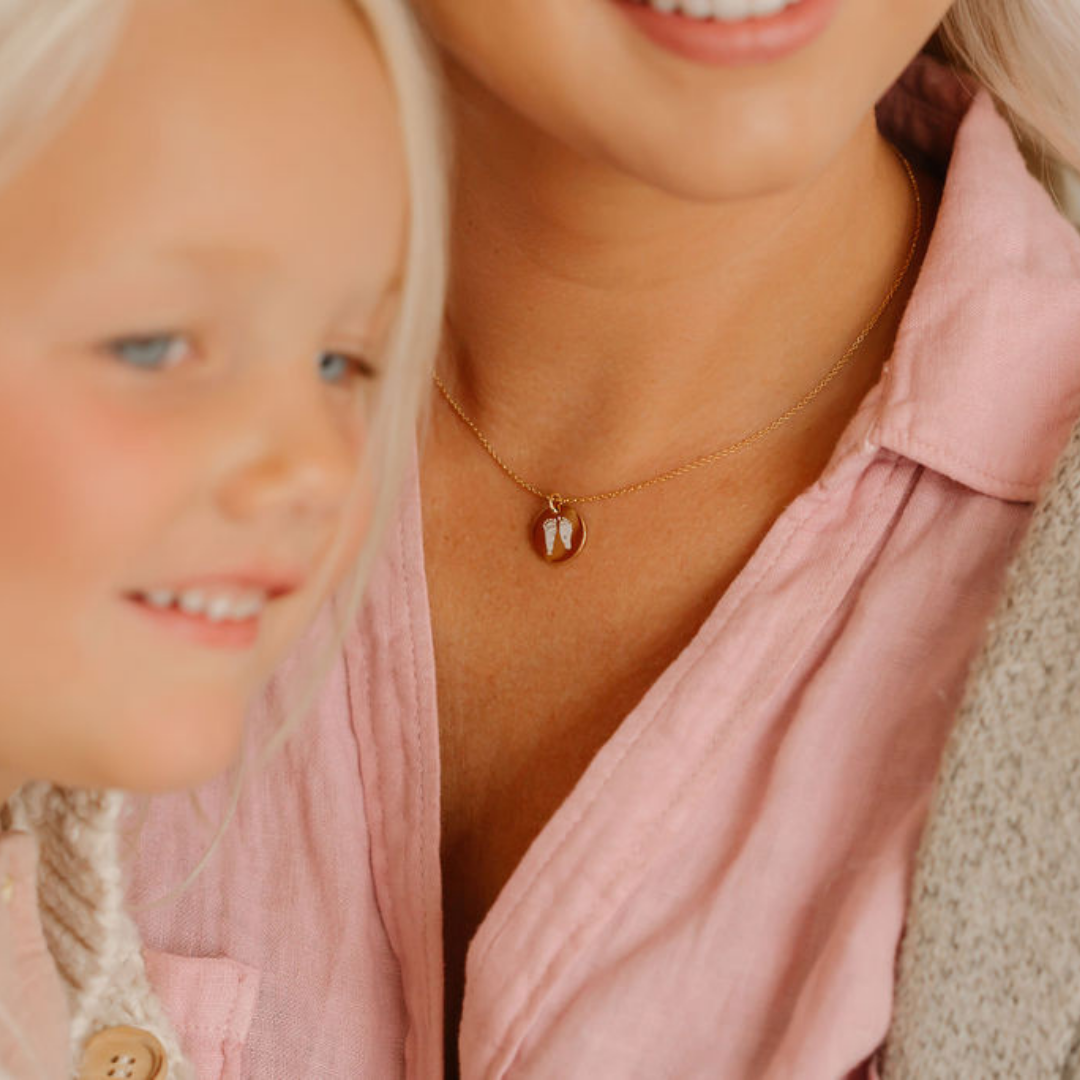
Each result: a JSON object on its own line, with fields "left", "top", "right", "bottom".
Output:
{"left": 423, "top": 456, "right": 1029, "bottom": 1077}
{"left": 428, "top": 472, "right": 783, "bottom": 946}
{"left": 430, "top": 504, "right": 747, "bottom": 1068}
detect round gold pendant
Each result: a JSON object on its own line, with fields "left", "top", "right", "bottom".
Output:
{"left": 531, "top": 501, "right": 587, "bottom": 564}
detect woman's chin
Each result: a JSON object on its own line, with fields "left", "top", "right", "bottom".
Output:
{"left": 607, "top": 128, "right": 824, "bottom": 203}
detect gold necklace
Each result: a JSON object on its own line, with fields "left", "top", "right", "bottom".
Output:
{"left": 435, "top": 147, "right": 922, "bottom": 566}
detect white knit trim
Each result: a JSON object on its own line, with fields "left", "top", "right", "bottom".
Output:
{"left": 5, "top": 785, "right": 191, "bottom": 1079}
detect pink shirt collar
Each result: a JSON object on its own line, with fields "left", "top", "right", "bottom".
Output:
{"left": 873, "top": 55, "right": 1080, "bottom": 501}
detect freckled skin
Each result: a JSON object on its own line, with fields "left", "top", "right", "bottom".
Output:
{"left": 0, "top": 0, "right": 407, "bottom": 800}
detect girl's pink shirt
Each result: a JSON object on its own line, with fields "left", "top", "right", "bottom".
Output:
{"left": 129, "top": 56, "right": 1080, "bottom": 1079}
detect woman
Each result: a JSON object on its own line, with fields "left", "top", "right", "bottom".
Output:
{"left": 133, "top": 2, "right": 1080, "bottom": 1077}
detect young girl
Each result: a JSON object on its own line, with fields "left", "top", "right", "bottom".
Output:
{"left": 132, "top": 1, "right": 1080, "bottom": 1077}
{"left": 0, "top": 0, "right": 444, "bottom": 1075}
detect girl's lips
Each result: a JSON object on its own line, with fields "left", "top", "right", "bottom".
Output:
{"left": 122, "top": 570, "right": 303, "bottom": 650}
{"left": 126, "top": 594, "right": 262, "bottom": 650}
{"left": 612, "top": 0, "right": 844, "bottom": 66}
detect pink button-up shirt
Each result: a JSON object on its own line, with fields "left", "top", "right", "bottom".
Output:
{"left": 130, "top": 54, "right": 1080, "bottom": 1079}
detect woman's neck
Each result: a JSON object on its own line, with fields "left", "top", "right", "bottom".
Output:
{"left": 442, "top": 73, "right": 920, "bottom": 491}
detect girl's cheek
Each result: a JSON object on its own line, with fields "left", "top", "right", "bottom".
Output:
{"left": 0, "top": 364, "right": 189, "bottom": 588}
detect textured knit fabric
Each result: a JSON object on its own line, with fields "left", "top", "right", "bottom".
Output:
{"left": 0, "top": 785, "right": 191, "bottom": 1079}
{"left": 129, "top": 54, "right": 1080, "bottom": 1079}
{"left": 880, "top": 419, "right": 1080, "bottom": 1078}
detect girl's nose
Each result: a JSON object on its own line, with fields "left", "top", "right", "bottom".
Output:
{"left": 212, "top": 382, "right": 361, "bottom": 534}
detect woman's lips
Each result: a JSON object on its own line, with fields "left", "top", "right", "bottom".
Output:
{"left": 613, "top": 0, "right": 844, "bottom": 66}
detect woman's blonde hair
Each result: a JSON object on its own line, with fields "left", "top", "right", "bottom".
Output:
{"left": 933, "top": 1, "right": 1080, "bottom": 221}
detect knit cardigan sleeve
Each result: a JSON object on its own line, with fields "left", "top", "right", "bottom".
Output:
{"left": 881, "top": 416, "right": 1080, "bottom": 1079}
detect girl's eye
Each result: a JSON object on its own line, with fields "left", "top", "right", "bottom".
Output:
{"left": 109, "top": 334, "right": 190, "bottom": 370}
{"left": 318, "top": 351, "right": 377, "bottom": 385}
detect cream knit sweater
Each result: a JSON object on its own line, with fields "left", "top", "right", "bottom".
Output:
{"left": 3, "top": 785, "right": 190, "bottom": 1079}
{"left": 882, "top": 414, "right": 1080, "bottom": 1077}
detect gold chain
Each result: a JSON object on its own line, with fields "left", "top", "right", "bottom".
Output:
{"left": 434, "top": 147, "right": 922, "bottom": 511}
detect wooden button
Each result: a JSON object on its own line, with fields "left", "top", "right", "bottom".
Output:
{"left": 77, "top": 1026, "right": 167, "bottom": 1080}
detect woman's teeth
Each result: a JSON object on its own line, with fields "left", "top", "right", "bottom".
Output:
{"left": 635, "top": 0, "right": 803, "bottom": 19}
{"left": 138, "top": 587, "right": 268, "bottom": 623}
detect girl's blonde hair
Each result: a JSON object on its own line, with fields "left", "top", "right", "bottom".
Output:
{"left": 0, "top": 2, "right": 125, "bottom": 187}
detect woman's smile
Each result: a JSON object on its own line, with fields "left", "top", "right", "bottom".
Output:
{"left": 616, "top": 0, "right": 842, "bottom": 65}
{"left": 630, "top": 0, "right": 807, "bottom": 20}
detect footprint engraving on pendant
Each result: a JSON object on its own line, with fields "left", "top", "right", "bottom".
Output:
{"left": 531, "top": 505, "right": 587, "bottom": 564}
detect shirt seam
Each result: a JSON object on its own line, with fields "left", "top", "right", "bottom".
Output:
{"left": 879, "top": 427, "right": 1041, "bottom": 497}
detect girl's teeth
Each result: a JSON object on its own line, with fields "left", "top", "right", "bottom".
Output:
{"left": 230, "top": 594, "right": 267, "bottom": 620}
{"left": 178, "top": 590, "right": 207, "bottom": 616}
{"left": 204, "top": 592, "right": 267, "bottom": 623}
{"left": 137, "top": 587, "right": 268, "bottom": 622}
{"left": 206, "top": 596, "right": 234, "bottom": 623}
